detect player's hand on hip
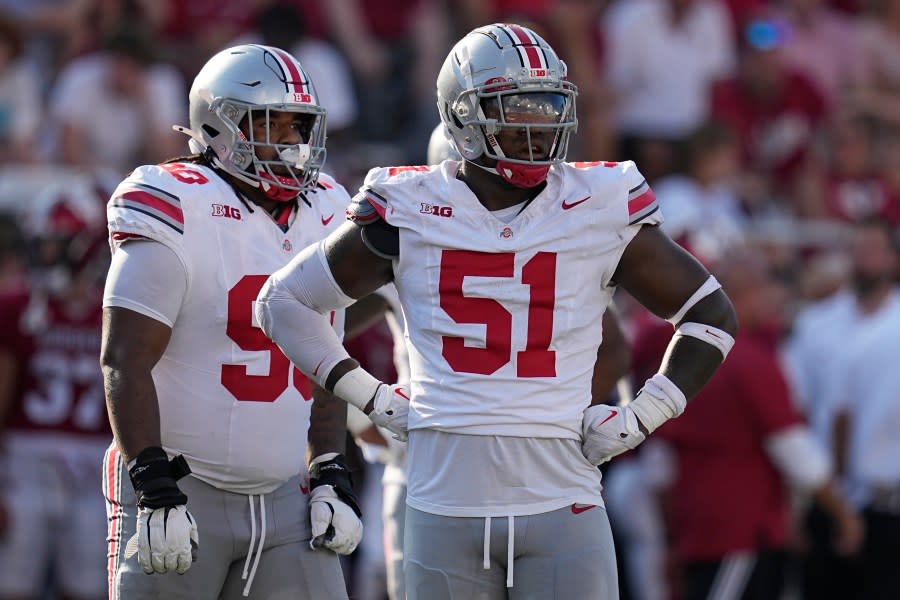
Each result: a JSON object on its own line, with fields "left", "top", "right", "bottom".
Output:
{"left": 308, "top": 453, "right": 363, "bottom": 555}
{"left": 126, "top": 447, "right": 198, "bottom": 574}
{"left": 136, "top": 504, "right": 198, "bottom": 574}
{"left": 367, "top": 383, "right": 410, "bottom": 442}
{"left": 309, "top": 486, "right": 363, "bottom": 554}
{"left": 581, "top": 404, "right": 646, "bottom": 466}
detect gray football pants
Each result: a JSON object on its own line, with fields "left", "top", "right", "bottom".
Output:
{"left": 103, "top": 444, "right": 348, "bottom": 599}
{"left": 404, "top": 504, "right": 619, "bottom": 600}
{"left": 383, "top": 481, "right": 407, "bottom": 600}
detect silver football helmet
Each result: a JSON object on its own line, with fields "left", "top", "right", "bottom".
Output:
{"left": 426, "top": 123, "right": 462, "bottom": 165}
{"left": 176, "top": 44, "right": 327, "bottom": 201}
{"left": 436, "top": 23, "right": 577, "bottom": 188}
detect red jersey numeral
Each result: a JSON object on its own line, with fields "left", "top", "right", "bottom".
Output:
{"left": 439, "top": 250, "right": 557, "bottom": 377}
{"left": 387, "top": 165, "right": 429, "bottom": 177}
{"left": 161, "top": 163, "right": 210, "bottom": 184}
{"left": 572, "top": 161, "right": 618, "bottom": 169}
{"left": 221, "top": 275, "right": 311, "bottom": 401}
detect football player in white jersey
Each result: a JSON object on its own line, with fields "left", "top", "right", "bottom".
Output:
{"left": 256, "top": 24, "right": 739, "bottom": 599}
{"left": 100, "top": 45, "right": 361, "bottom": 599}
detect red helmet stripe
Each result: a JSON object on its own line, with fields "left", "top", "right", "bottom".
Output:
{"left": 270, "top": 47, "right": 306, "bottom": 94}
{"left": 507, "top": 24, "right": 545, "bottom": 70}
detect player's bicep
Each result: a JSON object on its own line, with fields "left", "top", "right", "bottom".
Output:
{"left": 100, "top": 306, "right": 172, "bottom": 375}
{"left": 613, "top": 225, "right": 710, "bottom": 320}
{"left": 324, "top": 221, "right": 394, "bottom": 299}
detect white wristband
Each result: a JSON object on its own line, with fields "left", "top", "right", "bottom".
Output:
{"left": 666, "top": 275, "right": 721, "bottom": 325}
{"left": 629, "top": 373, "right": 687, "bottom": 434}
{"left": 332, "top": 367, "right": 381, "bottom": 411}
{"left": 673, "top": 322, "right": 735, "bottom": 359}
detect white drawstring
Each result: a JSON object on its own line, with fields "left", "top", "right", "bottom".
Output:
{"left": 482, "top": 516, "right": 492, "bottom": 569}
{"left": 242, "top": 496, "right": 257, "bottom": 581}
{"left": 242, "top": 494, "right": 268, "bottom": 597}
{"left": 506, "top": 516, "right": 514, "bottom": 588}
{"left": 481, "top": 515, "right": 516, "bottom": 587}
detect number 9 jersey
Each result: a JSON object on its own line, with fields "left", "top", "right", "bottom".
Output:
{"left": 106, "top": 162, "right": 351, "bottom": 494}
{"left": 349, "top": 160, "right": 662, "bottom": 441}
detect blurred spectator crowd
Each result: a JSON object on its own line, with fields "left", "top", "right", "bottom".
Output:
{"left": 0, "top": 1, "right": 899, "bottom": 599}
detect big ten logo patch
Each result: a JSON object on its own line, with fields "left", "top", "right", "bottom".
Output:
{"left": 420, "top": 203, "right": 453, "bottom": 218}
{"left": 293, "top": 92, "right": 313, "bottom": 103}
{"left": 212, "top": 204, "right": 242, "bottom": 220}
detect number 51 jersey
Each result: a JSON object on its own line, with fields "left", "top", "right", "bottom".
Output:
{"left": 352, "top": 160, "right": 662, "bottom": 441}
{"left": 107, "top": 163, "right": 350, "bottom": 494}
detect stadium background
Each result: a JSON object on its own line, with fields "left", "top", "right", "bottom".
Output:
{"left": 1, "top": 1, "right": 898, "bottom": 599}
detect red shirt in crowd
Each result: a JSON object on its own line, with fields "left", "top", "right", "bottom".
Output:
{"left": 635, "top": 323, "right": 802, "bottom": 562}
{"left": 0, "top": 288, "right": 110, "bottom": 438}
{"left": 711, "top": 70, "right": 826, "bottom": 183}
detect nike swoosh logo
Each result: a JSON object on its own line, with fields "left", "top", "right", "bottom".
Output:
{"left": 596, "top": 409, "right": 618, "bottom": 427}
{"left": 321, "top": 214, "right": 334, "bottom": 226}
{"left": 394, "top": 388, "right": 410, "bottom": 401}
{"left": 705, "top": 329, "right": 722, "bottom": 339}
{"left": 571, "top": 503, "right": 596, "bottom": 514}
{"left": 561, "top": 195, "right": 591, "bottom": 210}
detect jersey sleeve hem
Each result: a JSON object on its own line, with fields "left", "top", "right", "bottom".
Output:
{"left": 102, "top": 296, "right": 175, "bottom": 327}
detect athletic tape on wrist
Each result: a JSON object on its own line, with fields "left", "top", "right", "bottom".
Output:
{"left": 629, "top": 373, "right": 687, "bottom": 434}
{"left": 673, "top": 322, "right": 735, "bottom": 359}
{"left": 332, "top": 367, "right": 382, "bottom": 411}
{"left": 666, "top": 275, "right": 721, "bottom": 325}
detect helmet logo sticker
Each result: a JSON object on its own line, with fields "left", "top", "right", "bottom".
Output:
{"left": 282, "top": 239, "right": 293, "bottom": 252}
{"left": 500, "top": 227, "right": 513, "bottom": 239}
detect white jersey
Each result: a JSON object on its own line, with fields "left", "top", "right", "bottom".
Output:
{"left": 357, "top": 160, "right": 661, "bottom": 441}
{"left": 107, "top": 163, "right": 350, "bottom": 494}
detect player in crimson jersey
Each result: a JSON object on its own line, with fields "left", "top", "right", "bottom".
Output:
{"left": 100, "top": 45, "right": 362, "bottom": 599}
{"left": 0, "top": 191, "right": 111, "bottom": 599}
{"left": 257, "top": 24, "right": 738, "bottom": 599}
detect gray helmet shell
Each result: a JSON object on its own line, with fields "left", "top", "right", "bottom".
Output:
{"left": 436, "top": 24, "right": 577, "bottom": 166}
{"left": 426, "top": 123, "right": 462, "bottom": 165}
{"left": 185, "top": 44, "right": 327, "bottom": 194}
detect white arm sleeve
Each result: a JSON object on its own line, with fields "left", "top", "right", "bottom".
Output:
{"left": 102, "top": 239, "right": 187, "bottom": 327}
{"left": 255, "top": 242, "right": 357, "bottom": 387}
{"left": 764, "top": 424, "right": 833, "bottom": 491}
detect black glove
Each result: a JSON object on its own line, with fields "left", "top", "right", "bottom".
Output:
{"left": 308, "top": 453, "right": 363, "bottom": 554}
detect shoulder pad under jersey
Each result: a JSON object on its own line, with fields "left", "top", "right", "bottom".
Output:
{"left": 302, "top": 172, "right": 352, "bottom": 217}
{"left": 346, "top": 165, "right": 433, "bottom": 225}
{"left": 566, "top": 160, "right": 662, "bottom": 227}
{"left": 107, "top": 162, "right": 219, "bottom": 250}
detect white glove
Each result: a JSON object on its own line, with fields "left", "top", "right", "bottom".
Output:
{"left": 133, "top": 505, "right": 198, "bottom": 574}
{"left": 309, "top": 486, "right": 364, "bottom": 555}
{"left": 125, "top": 447, "right": 198, "bottom": 575}
{"left": 368, "top": 383, "right": 410, "bottom": 441}
{"left": 581, "top": 404, "right": 646, "bottom": 466}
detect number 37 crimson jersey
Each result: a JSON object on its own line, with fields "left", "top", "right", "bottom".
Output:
{"left": 107, "top": 163, "right": 350, "bottom": 494}
{"left": 349, "top": 160, "right": 662, "bottom": 440}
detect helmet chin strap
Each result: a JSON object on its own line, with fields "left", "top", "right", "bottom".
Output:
{"left": 473, "top": 113, "right": 551, "bottom": 188}
{"left": 174, "top": 125, "right": 298, "bottom": 202}
{"left": 468, "top": 160, "right": 550, "bottom": 189}
{"left": 257, "top": 172, "right": 300, "bottom": 202}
